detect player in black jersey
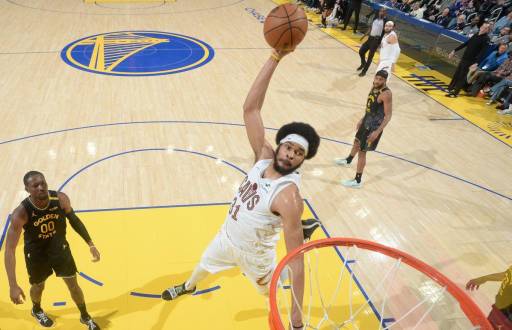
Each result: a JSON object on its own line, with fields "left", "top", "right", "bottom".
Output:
{"left": 4, "top": 171, "right": 101, "bottom": 329}
{"left": 334, "top": 70, "right": 393, "bottom": 188}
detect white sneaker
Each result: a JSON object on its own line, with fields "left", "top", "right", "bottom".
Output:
{"left": 498, "top": 107, "right": 512, "bottom": 115}
{"left": 334, "top": 157, "right": 351, "bottom": 166}
{"left": 341, "top": 179, "right": 362, "bottom": 188}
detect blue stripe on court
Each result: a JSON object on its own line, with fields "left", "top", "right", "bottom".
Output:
{"left": 53, "top": 301, "right": 67, "bottom": 306}
{"left": 0, "top": 215, "right": 11, "bottom": 252}
{"left": 79, "top": 272, "right": 104, "bottom": 286}
{"left": 304, "top": 199, "right": 395, "bottom": 326}
{"left": 130, "top": 285, "right": 221, "bottom": 299}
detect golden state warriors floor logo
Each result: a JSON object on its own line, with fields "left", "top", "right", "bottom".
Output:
{"left": 61, "top": 31, "right": 214, "bottom": 76}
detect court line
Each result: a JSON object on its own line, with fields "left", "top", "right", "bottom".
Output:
{"left": 0, "top": 120, "right": 509, "bottom": 201}
{"left": 130, "top": 286, "right": 222, "bottom": 299}
{"left": 52, "top": 301, "right": 67, "bottom": 306}
{"left": 4, "top": 0, "right": 246, "bottom": 16}
{"left": 304, "top": 199, "right": 393, "bottom": 326}
{"left": 79, "top": 272, "right": 104, "bottom": 286}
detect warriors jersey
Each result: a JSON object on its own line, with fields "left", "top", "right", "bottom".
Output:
{"left": 21, "top": 191, "right": 67, "bottom": 252}
{"left": 223, "top": 159, "right": 301, "bottom": 255}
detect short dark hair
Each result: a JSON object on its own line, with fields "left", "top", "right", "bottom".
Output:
{"left": 376, "top": 70, "right": 389, "bottom": 79}
{"left": 275, "top": 122, "right": 320, "bottom": 160}
{"left": 23, "top": 171, "right": 44, "bottom": 186}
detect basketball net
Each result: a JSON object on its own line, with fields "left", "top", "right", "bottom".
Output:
{"left": 269, "top": 238, "right": 493, "bottom": 330}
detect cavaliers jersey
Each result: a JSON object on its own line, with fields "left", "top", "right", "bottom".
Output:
{"left": 21, "top": 191, "right": 67, "bottom": 252}
{"left": 496, "top": 266, "right": 512, "bottom": 310}
{"left": 363, "top": 87, "right": 389, "bottom": 131}
{"left": 223, "top": 159, "right": 301, "bottom": 255}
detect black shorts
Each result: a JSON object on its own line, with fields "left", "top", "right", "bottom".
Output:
{"left": 322, "top": 0, "right": 336, "bottom": 10}
{"left": 24, "top": 241, "right": 78, "bottom": 284}
{"left": 355, "top": 125, "right": 382, "bottom": 151}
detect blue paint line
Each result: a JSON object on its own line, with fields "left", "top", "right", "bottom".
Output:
{"left": 408, "top": 74, "right": 448, "bottom": 92}
{"left": 283, "top": 285, "right": 291, "bottom": 290}
{"left": 79, "top": 272, "right": 104, "bottom": 286}
{"left": 304, "top": 199, "right": 395, "bottom": 325}
{"left": 53, "top": 302, "right": 66, "bottom": 306}
{"left": 193, "top": 285, "right": 221, "bottom": 295}
{"left": 0, "top": 214, "right": 11, "bottom": 251}
{"left": 58, "top": 147, "right": 248, "bottom": 192}
{"left": 130, "top": 292, "right": 161, "bottom": 299}
{"left": 58, "top": 148, "right": 165, "bottom": 192}
{"left": 0, "top": 120, "right": 508, "bottom": 200}
{"left": 346, "top": 260, "right": 356, "bottom": 264}
{"left": 75, "top": 202, "right": 231, "bottom": 214}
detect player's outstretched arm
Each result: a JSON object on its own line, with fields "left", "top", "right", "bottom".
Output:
{"left": 466, "top": 270, "right": 508, "bottom": 291}
{"left": 58, "top": 192, "right": 100, "bottom": 262}
{"left": 4, "top": 206, "right": 27, "bottom": 304}
{"left": 272, "top": 185, "right": 305, "bottom": 329}
{"left": 243, "top": 49, "right": 292, "bottom": 162}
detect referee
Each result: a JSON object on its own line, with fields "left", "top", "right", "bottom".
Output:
{"left": 357, "top": 7, "right": 387, "bottom": 77}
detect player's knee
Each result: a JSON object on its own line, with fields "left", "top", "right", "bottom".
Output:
{"left": 32, "top": 282, "right": 45, "bottom": 290}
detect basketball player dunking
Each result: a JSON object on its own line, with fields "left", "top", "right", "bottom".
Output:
{"left": 334, "top": 70, "right": 392, "bottom": 188}
{"left": 4, "top": 171, "right": 101, "bottom": 329}
{"left": 162, "top": 49, "right": 320, "bottom": 330}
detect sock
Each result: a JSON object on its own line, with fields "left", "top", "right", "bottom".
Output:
{"left": 33, "top": 302, "right": 42, "bottom": 313}
{"left": 346, "top": 155, "right": 354, "bottom": 164}
{"left": 185, "top": 265, "right": 209, "bottom": 291}
{"left": 355, "top": 173, "right": 362, "bottom": 183}
{"left": 77, "top": 303, "right": 90, "bottom": 320}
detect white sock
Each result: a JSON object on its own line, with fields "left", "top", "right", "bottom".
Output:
{"left": 185, "top": 265, "right": 209, "bottom": 290}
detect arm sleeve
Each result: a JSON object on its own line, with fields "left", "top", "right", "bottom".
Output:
{"left": 475, "top": 39, "right": 491, "bottom": 64}
{"left": 454, "top": 37, "right": 470, "bottom": 52}
{"left": 66, "top": 210, "right": 92, "bottom": 244}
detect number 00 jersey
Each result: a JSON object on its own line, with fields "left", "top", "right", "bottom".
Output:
{"left": 21, "top": 190, "right": 67, "bottom": 252}
{"left": 224, "top": 159, "right": 301, "bottom": 255}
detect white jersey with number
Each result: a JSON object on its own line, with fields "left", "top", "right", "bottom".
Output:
{"left": 223, "top": 159, "right": 301, "bottom": 255}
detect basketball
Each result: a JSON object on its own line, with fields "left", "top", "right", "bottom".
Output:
{"left": 263, "top": 4, "right": 308, "bottom": 51}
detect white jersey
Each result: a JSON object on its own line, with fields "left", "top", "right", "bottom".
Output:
{"left": 380, "top": 31, "right": 401, "bottom": 63}
{"left": 223, "top": 159, "right": 301, "bottom": 255}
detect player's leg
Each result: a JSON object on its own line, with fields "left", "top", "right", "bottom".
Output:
{"left": 162, "top": 229, "right": 236, "bottom": 301}
{"left": 334, "top": 138, "right": 360, "bottom": 166}
{"left": 26, "top": 253, "right": 54, "bottom": 327}
{"left": 62, "top": 276, "right": 100, "bottom": 329}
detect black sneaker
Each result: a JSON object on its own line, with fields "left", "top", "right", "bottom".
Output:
{"left": 162, "top": 282, "right": 196, "bottom": 301}
{"left": 356, "top": 64, "right": 364, "bottom": 71}
{"left": 358, "top": 71, "right": 366, "bottom": 77}
{"left": 31, "top": 308, "right": 54, "bottom": 327}
{"left": 302, "top": 218, "right": 321, "bottom": 241}
{"left": 80, "top": 316, "right": 100, "bottom": 330}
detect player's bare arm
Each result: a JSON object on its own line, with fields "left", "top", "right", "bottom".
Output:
{"left": 271, "top": 184, "right": 305, "bottom": 328}
{"left": 58, "top": 192, "right": 100, "bottom": 262}
{"left": 4, "top": 205, "right": 28, "bottom": 304}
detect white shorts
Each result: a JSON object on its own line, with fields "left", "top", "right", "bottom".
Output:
{"left": 376, "top": 60, "right": 394, "bottom": 80}
{"left": 199, "top": 229, "right": 276, "bottom": 295}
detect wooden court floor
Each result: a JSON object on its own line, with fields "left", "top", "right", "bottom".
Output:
{"left": 0, "top": 0, "right": 510, "bottom": 329}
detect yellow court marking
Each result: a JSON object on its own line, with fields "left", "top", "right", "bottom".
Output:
{"left": 273, "top": 0, "right": 512, "bottom": 145}
{"left": 0, "top": 203, "right": 381, "bottom": 329}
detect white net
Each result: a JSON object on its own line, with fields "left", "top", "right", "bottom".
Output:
{"left": 271, "top": 241, "right": 489, "bottom": 330}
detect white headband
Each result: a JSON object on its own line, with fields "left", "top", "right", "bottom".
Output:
{"left": 279, "top": 134, "right": 309, "bottom": 155}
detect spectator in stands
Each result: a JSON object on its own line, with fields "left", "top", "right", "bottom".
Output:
{"left": 449, "top": 14, "right": 468, "bottom": 30}
{"left": 491, "top": 26, "right": 512, "bottom": 44}
{"left": 446, "top": 22, "right": 491, "bottom": 98}
{"left": 493, "top": 11, "right": 512, "bottom": 33}
{"left": 436, "top": 8, "right": 453, "bottom": 27}
{"left": 342, "top": 0, "right": 363, "bottom": 33}
{"left": 425, "top": 0, "right": 444, "bottom": 21}
{"left": 485, "top": 71, "right": 512, "bottom": 104}
{"left": 467, "top": 43, "right": 509, "bottom": 83}
{"left": 410, "top": 2, "right": 428, "bottom": 18}
{"left": 461, "top": 0, "right": 477, "bottom": 17}
{"left": 486, "top": 0, "right": 507, "bottom": 19}
{"left": 383, "top": 0, "right": 400, "bottom": 9}
{"left": 469, "top": 53, "right": 512, "bottom": 96}
{"left": 478, "top": 0, "right": 495, "bottom": 17}
{"left": 399, "top": 0, "right": 414, "bottom": 13}
{"left": 462, "top": 15, "right": 481, "bottom": 36}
